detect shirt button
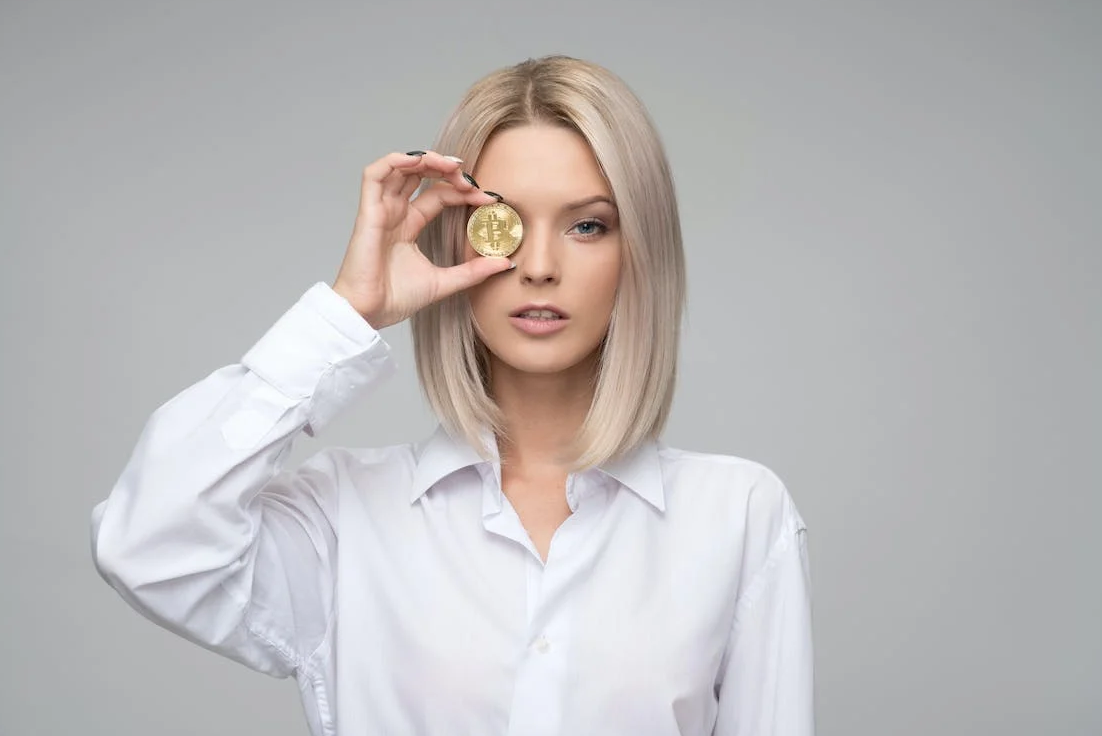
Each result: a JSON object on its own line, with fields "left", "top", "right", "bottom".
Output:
{"left": 533, "top": 635, "right": 551, "bottom": 654}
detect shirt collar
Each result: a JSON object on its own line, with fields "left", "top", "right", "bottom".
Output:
{"left": 409, "top": 423, "right": 666, "bottom": 512}
{"left": 409, "top": 423, "right": 494, "bottom": 503}
{"left": 597, "top": 437, "right": 666, "bottom": 512}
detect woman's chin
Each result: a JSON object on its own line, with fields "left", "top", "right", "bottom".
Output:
{"left": 495, "top": 355, "right": 580, "bottom": 376}
{"left": 487, "top": 343, "right": 598, "bottom": 377}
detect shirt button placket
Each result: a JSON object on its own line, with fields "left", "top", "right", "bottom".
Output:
{"left": 507, "top": 552, "right": 567, "bottom": 735}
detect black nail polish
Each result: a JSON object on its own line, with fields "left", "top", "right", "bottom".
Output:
{"left": 462, "top": 172, "right": 480, "bottom": 188}
{"left": 405, "top": 150, "right": 426, "bottom": 156}
{"left": 484, "top": 190, "right": 503, "bottom": 201}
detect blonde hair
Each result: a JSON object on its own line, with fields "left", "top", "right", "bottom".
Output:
{"left": 411, "top": 55, "right": 686, "bottom": 471}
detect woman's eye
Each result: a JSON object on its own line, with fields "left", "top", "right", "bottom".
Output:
{"left": 570, "top": 219, "right": 608, "bottom": 239}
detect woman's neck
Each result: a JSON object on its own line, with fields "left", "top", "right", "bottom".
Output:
{"left": 489, "top": 352, "right": 597, "bottom": 473}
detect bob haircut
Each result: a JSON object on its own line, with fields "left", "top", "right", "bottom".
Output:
{"left": 411, "top": 54, "right": 686, "bottom": 472}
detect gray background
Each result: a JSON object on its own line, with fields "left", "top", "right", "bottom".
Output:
{"left": 1, "top": 1, "right": 1098, "bottom": 734}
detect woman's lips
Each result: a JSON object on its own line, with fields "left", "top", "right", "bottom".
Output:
{"left": 509, "top": 316, "right": 569, "bottom": 335}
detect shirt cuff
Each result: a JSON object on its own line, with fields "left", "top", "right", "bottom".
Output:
{"left": 240, "top": 281, "right": 396, "bottom": 436}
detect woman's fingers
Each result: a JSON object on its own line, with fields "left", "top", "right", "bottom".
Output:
{"left": 435, "top": 254, "right": 515, "bottom": 300}
{"left": 354, "top": 153, "right": 423, "bottom": 230}
{"left": 335, "top": 149, "right": 506, "bottom": 329}
{"left": 380, "top": 165, "right": 416, "bottom": 199}
{"left": 380, "top": 150, "right": 473, "bottom": 197}
{"left": 409, "top": 182, "right": 498, "bottom": 228}
{"left": 361, "top": 151, "right": 424, "bottom": 196}
{"left": 398, "top": 172, "right": 424, "bottom": 201}
{"left": 415, "top": 150, "right": 474, "bottom": 190}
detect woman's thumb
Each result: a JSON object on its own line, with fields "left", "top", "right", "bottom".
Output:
{"left": 437, "top": 257, "right": 516, "bottom": 299}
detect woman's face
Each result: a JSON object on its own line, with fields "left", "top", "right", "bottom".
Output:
{"left": 466, "top": 124, "right": 622, "bottom": 378}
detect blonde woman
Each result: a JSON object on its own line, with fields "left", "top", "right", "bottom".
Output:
{"left": 91, "top": 55, "right": 815, "bottom": 735}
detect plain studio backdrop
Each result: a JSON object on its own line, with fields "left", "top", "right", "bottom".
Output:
{"left": 1, "top": 1, "right": 1098, "bottom": 735}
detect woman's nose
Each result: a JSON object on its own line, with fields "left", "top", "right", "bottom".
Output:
{"left": 517, "top": 228, "right": 560, "bottom": 284}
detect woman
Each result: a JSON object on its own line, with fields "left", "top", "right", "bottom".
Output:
{"left": 90, "top": 55, "right": 814, "bottom": 735}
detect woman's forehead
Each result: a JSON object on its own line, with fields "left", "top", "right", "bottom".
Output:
{"left": 473, "top": 125, "right": 610, "bottom": 202}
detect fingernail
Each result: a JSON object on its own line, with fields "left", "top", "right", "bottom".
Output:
{"left": 405, "top": 150, "right": 426, "bottom": 156}
{"left": 443, "top": 155, "right": 464, "bottom": 163}
{"left": 508, "top": 259, "right": 517, "bottom": 269}
{"left": 484, "top": 190, "right": 503, "bottom": 201}
{"left": 462, "top": 172, "right": 480, "bottom": 188}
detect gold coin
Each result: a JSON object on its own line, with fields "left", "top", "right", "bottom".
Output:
{"left": 466, "top": 202, "right": 523, "bottom": 257}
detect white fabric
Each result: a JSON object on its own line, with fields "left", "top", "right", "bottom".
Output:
{"left": 90, "top": 281, "right": 815, "bottom": 735}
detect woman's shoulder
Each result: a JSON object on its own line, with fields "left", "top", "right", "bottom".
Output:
{"left": 656, "top": 441, "right": 805, "bottom": 531}
{"left": 657, "top": 441, "right": 786, "bottom": 489}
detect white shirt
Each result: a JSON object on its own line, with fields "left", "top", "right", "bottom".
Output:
{"left": 90, "top": 281, "right": 815, "bottom": 736}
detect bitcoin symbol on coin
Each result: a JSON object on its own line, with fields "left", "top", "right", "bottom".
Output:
{"left": 466, "top": 202, "right": 523, "bottom": 257}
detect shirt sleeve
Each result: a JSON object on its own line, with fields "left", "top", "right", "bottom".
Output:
{"left": 89, "top": 281, "right": 395, "bottom": 679}
{"left": 713, "top": 467, "right": 815, "bottom": 736}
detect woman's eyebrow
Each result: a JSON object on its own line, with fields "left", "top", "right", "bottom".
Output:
{"left": 562, "top": 195, "right": 615, "bottom": 212}
{"left": 491, "top": 194, "right": 617, "bottom": 218}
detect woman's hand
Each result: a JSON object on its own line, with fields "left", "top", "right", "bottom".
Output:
{"left": 332, "top": 150, "right": 513, "bottom": 329}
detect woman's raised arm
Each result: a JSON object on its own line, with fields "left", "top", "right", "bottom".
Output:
{"left": 89, "top": 150, "right": 509, "bottom": 679}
